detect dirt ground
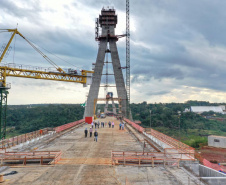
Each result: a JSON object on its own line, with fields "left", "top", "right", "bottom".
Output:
{"left": 1, "top": 117, "right": 200, "bottom": 185}
{"left": 200, "top": 146, "right": 226, "bottom": 163}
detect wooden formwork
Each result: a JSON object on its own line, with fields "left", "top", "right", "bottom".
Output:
{"left": 164, "top": 148, "right": 195, "bottom": 160}
{"left": 111, "top": 151, "right": 180, "bottom": 167}
{"left": 0, "top": 150, "right": 62, "bottom": 166}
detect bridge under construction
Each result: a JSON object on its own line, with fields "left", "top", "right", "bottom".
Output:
{"left": 0, "top": 117, "right": 205, "bottom": 185}
{"left": 0, "top": 4, "right": 225, "bottom": 185}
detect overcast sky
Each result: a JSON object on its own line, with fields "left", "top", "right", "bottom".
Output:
{"left": 1, "top": 0, "right": 226, "bottom": 105}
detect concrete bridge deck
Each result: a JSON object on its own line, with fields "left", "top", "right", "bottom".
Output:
{"left": 2, "top": 117, "right": 200, "bottom": 185}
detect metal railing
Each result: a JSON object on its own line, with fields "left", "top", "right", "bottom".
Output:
{"left": 0, "top": 128, "right": 49, "bottom": 148}
{"left": 123, "top": 118, "right": 195, "bottom": 160}
{"left": 123, "top": 118, "right": 145, "bottom": 133}
{"left": 54, "top": 119, "right": 85, "bottom": 133}
{"left": 0, "top": 119, "right": 85, "bottom": 149}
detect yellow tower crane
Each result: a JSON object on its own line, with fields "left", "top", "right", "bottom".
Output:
{"left": 0, "top": 28, "right": 93, "bottom": 139}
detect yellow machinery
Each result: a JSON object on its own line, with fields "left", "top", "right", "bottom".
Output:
{"left": 0, "top": 29, "right": 93, "bottom": 87}
{"left": 0, "top": 28, "right": 93, "bottom": 139}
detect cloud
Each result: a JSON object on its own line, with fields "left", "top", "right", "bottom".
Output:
{"left": 146, "top": 90, "right": 170, "bottom": 96}
{"left": 1, "top": 0, "right": 226, "bottom": 104}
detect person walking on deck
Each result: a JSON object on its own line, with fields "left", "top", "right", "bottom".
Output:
{"left": 108, "top": 121, "right": 111, "bottom": 128}
{"left": 91, "top": 122, "right": 94, "bottom": 129}
{"left": 94, "top": 129, "right": 98, "bottom": 142}
{"left": 95, "top": 122, "right": 97, "bottom": 128}
{"left": 122, "top": 123, "right": 125, "bottom": 130}
{"left": 84, "top": 128, "right": 88, "bottom": 137}
{"left": 89, "top": 127, "right": 93, "bottom": 137}
{"left": 119, "top": 122, "right": 122, "bottom": 130}
{"left": 112, "top": 121, "right": 115, "bottom": 128}
{"left": 98, "top": 121, "right": 100, "bottom": 128}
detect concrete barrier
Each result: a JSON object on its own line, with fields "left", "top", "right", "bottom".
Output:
{"left": 199, "top": 164, "right": 226, "bottom": 185}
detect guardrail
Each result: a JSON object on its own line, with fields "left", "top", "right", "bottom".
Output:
{"left": 123, "top": 118, "right": 195, "bottom": 160}
{"left": 150, "top": 129, "right": 194, "bottom": 151}
{"left": 150, "top": 129, "right": 195, "bottom": 159}
{"left": 0, "top": 119, "right": 85, "bottom": 149}
{"left": 0, "top": 128, "right": 49, "bottom": 148}
{"left": 54, "top": 119, "right": 85, "bottom": 133}
{"left": 123, "top": 118, "right": 145, "bottom": 133}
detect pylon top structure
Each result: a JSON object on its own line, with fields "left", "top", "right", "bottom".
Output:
{"left": 99, "top": 8, "right": 117, "bottom": 28}
{"left": 84, "top": 7, "right": 127, "bottom": 123}
{"left": 96, "top": 7, "right": 120, "bottom": 41}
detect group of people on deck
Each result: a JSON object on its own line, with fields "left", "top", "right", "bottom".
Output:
{"left": 84, "top": 127, "right": 98, "bottom": 142}
{"left": 84, "top": 120, "right": 115, "bottom": 142}
{"left": 89, "top": 121, "right": 115, "bottom": 129}
{"left": 84, "top": 120, "right": 125, "bottom": 142}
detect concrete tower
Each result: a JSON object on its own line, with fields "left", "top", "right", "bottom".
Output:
{"left": 84, "top": 7, "right": 127, "bottom": 123}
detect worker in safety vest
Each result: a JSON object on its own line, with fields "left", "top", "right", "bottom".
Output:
{"left": 40, "top": 129, "right": 43, "bottom": 135}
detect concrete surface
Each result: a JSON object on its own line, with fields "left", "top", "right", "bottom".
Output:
{"left": 1, "top": 117, "right": 200, "bottom": 185}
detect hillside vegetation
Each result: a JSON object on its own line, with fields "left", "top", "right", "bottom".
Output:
{"left": 5, "top": 101, "right": 226, "bottom": 148}
{"left": 131, "top": 101, "right": 226, "bottom": 148}
{"left": 6, "top": 104, "right": 84, "bottom": 137}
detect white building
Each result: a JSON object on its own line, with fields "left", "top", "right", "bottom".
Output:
{"left": 208, "top": 135, "right": 226, "bottom": 148}
{"left": 190, "top": 106, "right": 225, "bottom": 114}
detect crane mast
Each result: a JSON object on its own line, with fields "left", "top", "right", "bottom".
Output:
{"left": 126, "top": 0, "right": 130, "bottom": 118}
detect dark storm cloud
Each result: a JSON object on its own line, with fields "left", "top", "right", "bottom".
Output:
{"left": 146, "top": 90, "right": 170, "bottom": 96}
{"left": 122, "top": 0, "right": 226, "bottom": 94}
{"left": 0, "top": 0, "right": 43, "bottom": 24}
{"left": 2, "top": 0, "right": 226, "bottom": 102}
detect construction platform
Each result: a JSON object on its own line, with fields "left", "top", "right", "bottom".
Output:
{"left": 0, "top": 117, "right": 202, "bottom": 184}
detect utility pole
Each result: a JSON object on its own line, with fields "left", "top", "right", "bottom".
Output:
{"left": 178, "top": 111, "right": 181, "bottom": 149}
{"left": 149, "top": 110, "right": 152, "bottom": 129}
